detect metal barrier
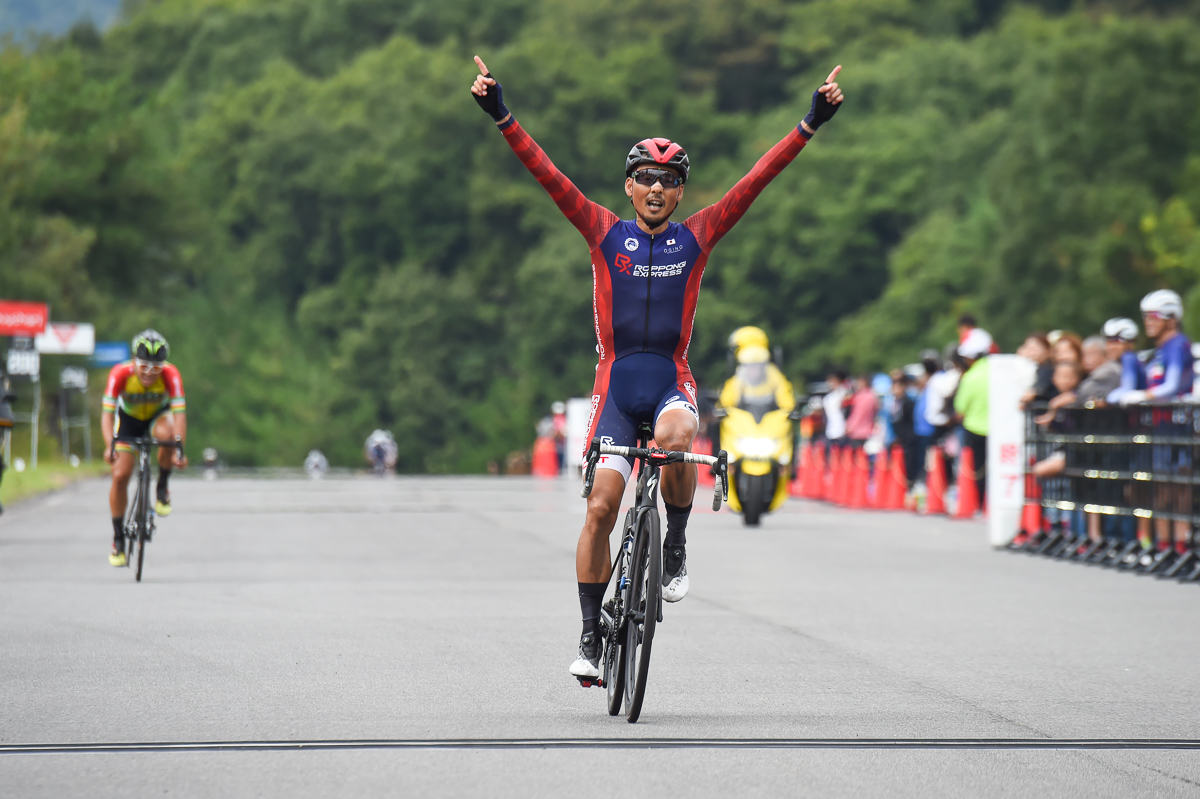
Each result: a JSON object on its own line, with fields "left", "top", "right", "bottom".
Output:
{"left": 1017, "top": 401, "right": 1200, "bottom": 581}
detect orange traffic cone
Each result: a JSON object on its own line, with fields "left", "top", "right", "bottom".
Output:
{"left": 531, "top": 436, "right": 559, "bottom": 477}
{"left": 868, "top": 447, "right": 888, "bottom": 509}
{"left": 882, "top": 444, "right": 908, "bottom": 510}
{"left": 791, "top": 444, "right": 809, "bottom": 497}
{"left": 693, "top": 436, "right": 715, "bottom": 487}
{"left": 811, "top": 444, "right": 826, "bottom": 499}
{"left": 848, "top": 448, "right": 869, "bottom": 508}
{"left": 954, "top": 446, "right": 981, "bottom": 519}
{"left": 924, "top": 446, "right": 947, "bottom": 515}
{"left": 830, "top": 443, "right": 849, "bottom": 501}
{"left": 1020, "top": 469, "right": 1043, "bottom": 534}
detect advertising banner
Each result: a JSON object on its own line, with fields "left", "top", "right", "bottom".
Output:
{"left": 987, "top": 355, "right": 1036, "bottom": 547}
{"left": 35, "top": 323, "right": 96, "bottom": 355}
{"left": 0, "top": 301, "right": 49, "bottom": 335}
{"left": 91, "top": 341, "right": 131, "bottom": 368}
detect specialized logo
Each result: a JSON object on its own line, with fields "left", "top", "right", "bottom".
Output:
{"left": 614, "top": 253, "right": 633, "bottom": 274}
{"left": 624, "top": 237, "right": 639, "bottom": 252}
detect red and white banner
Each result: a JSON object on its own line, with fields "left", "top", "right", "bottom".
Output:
{"left": 34, "top": 322, "right": 95, "bottom": 355}
{"left": 0, "top": 301, "right": 49, "bottom": 335}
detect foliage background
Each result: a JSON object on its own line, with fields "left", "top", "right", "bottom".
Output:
{"left": 1, "top": 0, "right": 1198, "bottom": 469}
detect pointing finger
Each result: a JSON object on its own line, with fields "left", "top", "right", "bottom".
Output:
{"left": 824, "top": 64, "right": 842, "bottom": 85}
{"left": 474, "top": 55, "right": 490, "bottom": 77}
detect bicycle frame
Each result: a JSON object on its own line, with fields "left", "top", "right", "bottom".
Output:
{"left": 580, "top": 431, "right": 728, "bottom": 715}
{"left": 112, "top": 435, "right": 182, "bottom": 581}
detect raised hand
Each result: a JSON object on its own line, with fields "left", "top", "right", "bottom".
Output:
{"left": 802, "top": 64, "right": 844, "bottom": 134}
{"left": 470, "top": 55, "right": 510, "bottom": 122}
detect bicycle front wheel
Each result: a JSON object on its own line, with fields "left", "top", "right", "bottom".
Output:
{"left": 623, "top": 508, "right": 661, "bottom": 723}
{"left": 135, "top": 468, "right": 149, "bottom": 582}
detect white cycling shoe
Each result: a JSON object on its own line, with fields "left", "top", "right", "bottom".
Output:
{"left": 569, "top": 631, "right": 601, "bottom": 680}
{"left": 661, "top": 546, "right": 689, "bottom": 603}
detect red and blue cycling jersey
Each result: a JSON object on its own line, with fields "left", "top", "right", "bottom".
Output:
{"left": 497, "top": 116, "right": 811, "bottom": 473}
{"left": 1146, "top": 333, "right": 1194, "bottom": 399}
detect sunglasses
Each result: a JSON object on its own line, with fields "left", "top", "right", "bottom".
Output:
{"left": 1142, "top": 311, "right": 1167, "bottom": 320}
{"left": 134, "top": 359, "right": 165, "bottom": 373}
{"left": 633, "top": 168, "right": 682, "bottom": 189}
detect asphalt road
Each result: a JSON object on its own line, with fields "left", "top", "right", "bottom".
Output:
{"left": 2, "top": 474, "right": 1200, "bottom": 797}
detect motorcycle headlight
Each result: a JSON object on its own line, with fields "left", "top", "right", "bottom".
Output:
{"left": 737, "top": 437, "right": 777, "bottom": 459}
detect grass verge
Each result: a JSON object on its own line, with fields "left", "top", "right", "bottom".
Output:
{"left": 1, "top": 459, "right": 109, "bottom": 508}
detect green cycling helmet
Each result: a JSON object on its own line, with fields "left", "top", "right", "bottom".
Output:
{"left": 132, "top": 329, "right": 169, "bottom": 363}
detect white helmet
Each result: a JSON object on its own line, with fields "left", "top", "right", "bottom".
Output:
{"left": 1103, "top": 317, "right": 1138, "bottom": 342}
{"left": 1140, "top": 289, "right": 1183, "bottom": 320}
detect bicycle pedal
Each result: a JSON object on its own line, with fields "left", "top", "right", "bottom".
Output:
{"left": 576, "top": 678, "right": 603, "bottom": 689}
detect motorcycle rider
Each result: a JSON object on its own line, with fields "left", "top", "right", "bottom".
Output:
{"left": 719, "top": 345, "right": 795, "bottom": 418}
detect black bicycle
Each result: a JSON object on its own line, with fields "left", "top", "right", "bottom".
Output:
{"left": 581, "top": 427, "right": 727, "bottom": 723}
{"left": 112, "top": 436, "right": 183, "bottom": 582}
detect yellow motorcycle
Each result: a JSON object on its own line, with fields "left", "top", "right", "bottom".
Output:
{"left": 716, "top": 403, "right": 795, "bottom": 526}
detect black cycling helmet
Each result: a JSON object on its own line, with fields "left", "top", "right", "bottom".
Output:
{"left": 132, "top": 329, "right": 169, "bottom": 362}
{"left": 625, "top": 138, "right": 689, "bottom": 183}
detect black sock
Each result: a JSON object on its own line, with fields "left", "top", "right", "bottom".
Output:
{"left": 578, "top": 582, "right": 606, "bottom": 638}
{"left": 157, "top": 468, "right": 171, "bottom": 494}
{"left": 112, "top": 517, "right": 123, "bottom": 543}
{"left": 664, "top": 501, "right": 691, "bottom": 548}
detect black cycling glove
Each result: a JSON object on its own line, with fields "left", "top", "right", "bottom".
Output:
{"left": 473, "top": 73, "right": 511, "bottom": 122}
{"left": 802, "top": 85, "right": 840, "bottom": 133}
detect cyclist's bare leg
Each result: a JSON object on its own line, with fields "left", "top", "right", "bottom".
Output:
{"left": 109, "top": 452, "right": 135, "bottom": 518}
{"left": 656, "top": 408, "right": 698, "bottom": 507}
{"left": 153, "top": 415, "right": 176, "bottom": 472}
{"left": 577, "top": 469, "right": 625, "bottom": 582}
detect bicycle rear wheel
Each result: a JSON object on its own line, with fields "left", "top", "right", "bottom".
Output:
{"left": 603, "top": 600, "right": 626, "bottom": 716}
{"left": 623, "top": 508, "right": 661, "bottom": 723}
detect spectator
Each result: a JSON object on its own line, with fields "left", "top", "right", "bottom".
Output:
{"left": 924, "top": 350, "right": 961, "bottom": 441}
{"left": 1125, "top": 290, "right": 1194, "bottom": 557}
{"left": 821, "top": 369, "right": 849, "bottom": 447}
{"left": 845, "top": 374, "right": 879, "bottom": 447}
{"left": 1050, "top": 331, "right": 1083, "bottom": 365}
{"left": 954, "top": 328, "right": 993, "bottom": 506}
{"left": 958, "top": 313, "right": 1000, "bottom": 354}
{"left": 911, "top": 352, "right": 939, "bottom": 485}
{"left": 1103, "top": 317, "right": 1146, "bottom": 404}
{"left": 1017, "top": 333, "right": 1055, "bottom": 408}
{"left": 1122, "top": 290, "right": 1193, "bottom": 405}
{"left": 888, "top": 370, "right": 920, "bottom": 488}
{"left": 1031, "top": 361, "right": 1087, "bottom": 540}
{"left": 1074, "top": 335, "right": 1122, "bottom": 404}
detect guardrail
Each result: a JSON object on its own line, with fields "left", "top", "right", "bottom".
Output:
{"left": 1013, "top": 401, "right": 1200, "bottom": 582}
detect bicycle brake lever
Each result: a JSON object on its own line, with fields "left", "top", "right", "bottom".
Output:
{"left": 581, "top": 437, "right": 601, "bottom": 498}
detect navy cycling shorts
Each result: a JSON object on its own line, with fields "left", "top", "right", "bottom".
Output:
{"left": 584, "top": 352, "right": 700, "bottom": 481}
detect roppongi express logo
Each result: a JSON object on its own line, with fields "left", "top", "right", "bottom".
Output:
{"left": 614, "top": 253, "right": 633, "bottom": 274}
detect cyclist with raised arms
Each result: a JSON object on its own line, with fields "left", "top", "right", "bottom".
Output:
{"left": 471, "top": 56, "right": 844, "bottom": 681}
{"left": 102, "top": 330, "right": 188, "bottom": 566}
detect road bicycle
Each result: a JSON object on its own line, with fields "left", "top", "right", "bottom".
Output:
{"left": 581, "top": 427, "right": 727, "bottom": 722}
{"left": 112, "top": 436, "right": 183, "bottom": 582}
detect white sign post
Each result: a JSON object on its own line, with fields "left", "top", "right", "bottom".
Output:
{"left": 565, "top": 397, "right": 592, "bottom": 474}
{"left": 987, "top": 355, "right": 1037, "bottom": 547}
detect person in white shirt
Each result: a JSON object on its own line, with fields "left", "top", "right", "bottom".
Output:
{"left": 822, "top": 369, "right": 848, "bottom": 443}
